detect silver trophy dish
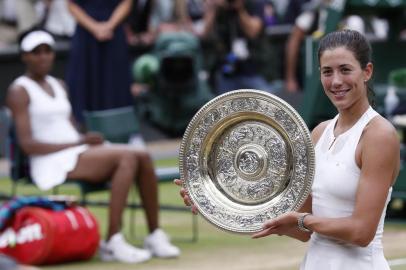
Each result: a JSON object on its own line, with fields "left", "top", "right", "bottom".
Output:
{"left": 179, "top": 89, "right": 315, "bottom": 233}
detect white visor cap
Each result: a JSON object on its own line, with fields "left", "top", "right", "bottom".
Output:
{"left": 20, "top": 30, "right": 55, "bottom": 52}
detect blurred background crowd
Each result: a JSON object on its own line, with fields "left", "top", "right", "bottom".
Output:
{"left": 0, "top": 0, "right": 405, "bottom": 138}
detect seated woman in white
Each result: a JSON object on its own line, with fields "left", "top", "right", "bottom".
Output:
{"left": 6, "top": 29, "right": 180, "bottom": 264}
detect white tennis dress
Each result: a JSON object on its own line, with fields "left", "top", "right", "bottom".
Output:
{"left": 300, "top": 106, "right": 392, "bottom": 270}
{"left": 12, "top": 75, "right": 88, "bottom": 190}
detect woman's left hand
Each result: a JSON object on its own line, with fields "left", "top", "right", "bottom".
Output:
{"left": 252, "top": 211, "right": 301, "bottom": 239}
{"left": 92, "top": 22, "right": 114, "bottom": 41}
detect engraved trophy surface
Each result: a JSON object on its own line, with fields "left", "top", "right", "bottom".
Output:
{"left": 179, "top": 90, "right": 314, "bottom": 233}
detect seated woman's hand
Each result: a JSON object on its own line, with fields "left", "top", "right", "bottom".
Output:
{"left": 81, "top": 132, "right": 104, "bottom": 145}
{"left": 174, "top": 179, "right": 198, "bottom": 215}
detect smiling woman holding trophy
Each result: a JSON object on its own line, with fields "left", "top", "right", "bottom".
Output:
{"left": 175, "top": 29, "right": 399, "bottom": 269}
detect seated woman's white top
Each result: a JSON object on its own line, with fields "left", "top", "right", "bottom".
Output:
{"left": 12, "top": 75, "right": 88, "bottom": 190}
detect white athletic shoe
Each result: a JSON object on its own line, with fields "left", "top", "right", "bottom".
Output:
{"left": 144, "top": 229, "right": 181, "bottom": 258}
{"left": 99, "top": 233, "right": 152, "bottom": 264}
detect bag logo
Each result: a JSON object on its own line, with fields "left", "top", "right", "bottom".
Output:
{"left": 0, "top": 223, "right": 44, "bottom": 248}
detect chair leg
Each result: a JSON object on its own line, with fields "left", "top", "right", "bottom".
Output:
{"left": 192, "top": 214, "right": 198, "bottom": 242}
{"left": 11, "top": 181, "right": 17, "bottom": 197}
{"left": 129, "top": 187, "right": 136, "bottom": 240}
{"left": 81, "top": 191, "right": 87, "bottom": 206}
{"left": 129, "top": 206, "right": 136, "bottom": 240}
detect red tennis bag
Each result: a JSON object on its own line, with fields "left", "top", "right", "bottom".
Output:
{"left": 0, "top": 206, "right": 100, "bottom": 265}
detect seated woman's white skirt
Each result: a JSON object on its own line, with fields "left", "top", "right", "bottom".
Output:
{"left": 30, "top": 145, "right": 89, "bottom": 190}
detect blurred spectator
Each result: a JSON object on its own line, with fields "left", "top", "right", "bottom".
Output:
{"left": 148, "top": 0, "right": 193, "bottom": 37}
{"left": 401, "top": 28, "right": 406, "bottom": 40}
{"left": 263, "top": 1, "right": 277, "bottom": 27}
{"left": 284, "top": 0, "right": 367, "bottom": 93}
{"left": 6, "top": 29, "right": 180, "bottom": 263}
{"left": 0, "top": 0, "right": 75, "bottom": 45}
{"left": 151, "top": 0, "right": 178, "bottom": 33}
{"left": 171, "top": 0, "right": 209, "bottom": 37}
{"left": 0, "top": 0, "right": 15, "bottom": 23}
{"left": 149, "top": 0, "right": 177, "bottom": 33}
{"left": 44, "top": 0, "right": 76, "bottom": 39}
{"left": 282, "top": 0, "right": 310, "bottom": 24}
{"left": 14, "top": 0, "right": 43, "bottom": 34}
{"left": 284, "top": 1, "right": 319, "bottom": 93}
{"left": 365, "top": 16, "right": 389, "bottom": 40}
{"left": 201, "top": 0, "right": 274, "bottom": 95}
{"left": 0, "top": 0, "right": 18, "bottom": 46}
{"left": 124, "top": 0, "right": 201, "bottom": 47}
{"left": 124, "top": 0, "right": 154, "bottom": 46}
{"left": 270, "top": 0, "right": 289, "bottom": 20}
{"left": 66, "top": 0, "right": 134, "bottom": 124}
{"left": 128, "top": 0, "right": 204, "bottom": 95}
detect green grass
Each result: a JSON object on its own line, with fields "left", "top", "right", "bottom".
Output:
{"left": 1, "top": 178, "right": 406, "bottom": 270}
{"left": 153, "top": 157, "right": 178, "bottom": 168}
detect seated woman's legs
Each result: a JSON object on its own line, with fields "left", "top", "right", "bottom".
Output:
{"left": 132, "top": 149, "right": 159, "bottom": 233}
{"left": 66, "top": 145, "right": 158, "bottom": 239}
{"left": 66, "top": 145, "right": 179, "bottom": 260}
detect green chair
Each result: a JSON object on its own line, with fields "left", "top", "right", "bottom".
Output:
{"left": 7, "top": 124, "right": 59, "bottom": 196}
{"left": 388, "top": 68, "right": 406, "bottom": 206}
{"left": 84, "top": 106, "right": 140, "bottom": 143}
{"left": 389, "top": 68, "right": 406, "bottom": 107}
{"left": 389, "top": 68, "right": 406, "bottom": 89}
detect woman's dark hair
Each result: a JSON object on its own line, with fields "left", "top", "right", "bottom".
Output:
{"left": 317, "top": 29, "right": 375, "bottom": 105}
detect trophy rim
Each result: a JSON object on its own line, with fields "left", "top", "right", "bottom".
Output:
{"left": 179, "top": 89, "right": 315, "bottom": 234}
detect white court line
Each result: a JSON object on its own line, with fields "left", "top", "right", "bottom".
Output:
{"left": 389, "top": 258, "right": 406, "bottom": 266}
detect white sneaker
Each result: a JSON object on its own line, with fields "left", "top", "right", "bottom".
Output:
{"left": 144, "top": 229, "right": 180, "bottom": 258}
{"left": 99, "top": 233, "right": 152, "bottom": 263}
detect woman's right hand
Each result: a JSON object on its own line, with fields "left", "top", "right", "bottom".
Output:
{"left": 81, "top": 132, "right": 104, "bottom": 145}
{"left": 252, "top": 212, "right": 311, "bottom": 242}
{"left": 174, "top": 179, "right": 198, "bottom": 215}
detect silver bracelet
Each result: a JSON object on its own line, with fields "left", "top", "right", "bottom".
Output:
{"left": 297, "top": 213, "right": 312, "bottom": 233}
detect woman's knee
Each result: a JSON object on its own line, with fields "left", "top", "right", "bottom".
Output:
{"left": 117, "top": 149, "right": 153, "bottom": 172}
{"left": 137, "top": 151, "right": 156, "bottom": 170}
{"left": 118, "top": 150, "right": 140, "bottom": 169}
{"left": 135, "top": 150, "right": 152, "bottom": 163}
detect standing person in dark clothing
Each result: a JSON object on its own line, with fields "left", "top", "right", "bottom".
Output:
{"left": 201, "top": 0, "right": 274, "bottom": 94}
{"left": 124, "top": 0, "right": 155, "bottom": 46}
{"left": 283, "top": 0, "right": 311, "bottom": 25}
{"left": 66, "top": 0, "right": 133, "bottom": 123}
